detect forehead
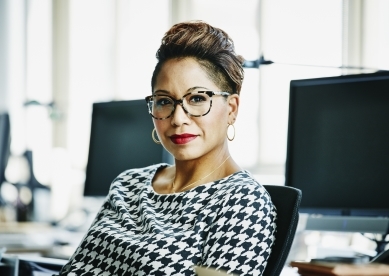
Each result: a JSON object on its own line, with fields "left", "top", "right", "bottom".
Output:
{"left": 154, "top": 58, "right": 221, "bottom": 94}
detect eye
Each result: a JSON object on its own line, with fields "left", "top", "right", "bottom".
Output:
{"left": 187, "top": 94, "right": 208, "bottom": 104}
{"left": 155, "top": 96, "right": 173, "bottom": 107}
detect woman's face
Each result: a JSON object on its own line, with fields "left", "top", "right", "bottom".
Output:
{"left": 153, "top": 57, "right": 239, "bottom": 161}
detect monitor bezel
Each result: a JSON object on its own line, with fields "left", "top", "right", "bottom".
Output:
{"left": 285, "top": 71, "right": 389, "bottom": 218}
{"left": 83, "top": 99, "right": 173, "bottom": 197}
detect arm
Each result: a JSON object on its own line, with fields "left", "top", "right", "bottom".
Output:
{"left": 201, "top": 184, "right": 277, "bottom": 276}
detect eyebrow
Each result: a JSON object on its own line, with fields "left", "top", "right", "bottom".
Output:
{"left": 153, "top": 90, "right": 169, "bottom": 95}
{"left": 154, "top": 86, "right": 210, "bottom": 95}
{"left": 187, "top": 86, "right": 209, "bottom": 92}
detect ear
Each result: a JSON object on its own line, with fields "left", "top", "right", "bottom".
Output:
{"left": 227, "top": 94, "right": 239, "bottom": 124}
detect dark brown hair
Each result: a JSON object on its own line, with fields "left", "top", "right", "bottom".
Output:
{"left": 151, "top": 21, "right": 245, "bottom": 95}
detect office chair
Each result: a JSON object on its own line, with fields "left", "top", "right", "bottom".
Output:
{"left": 371, "top": 248, "right": 389, "bottom": 264}
{"left": 262, "top": 185, "right": 302, "bottom": 276}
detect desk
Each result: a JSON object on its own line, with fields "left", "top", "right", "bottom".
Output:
{"left": 1, "top": 254, "right": 68, "bottom": 276}
{"left": 289, "top": 260, "right": 389, "bottom": 276}
{"left": 0, "top": 222, "right": 84, "bottom": 259}
{"left": 281, "top": 266, "right": 300, "bottom": 276}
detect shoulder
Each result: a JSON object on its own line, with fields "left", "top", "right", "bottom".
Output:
{"left": 105, "top": 163, "right": 169, "bottom": 196}
{"left": 219, "top": 170, "right": 271, "bottom": 202}
{"left": 113, "top": 163, "right": 169, "bottom": 183}
{"left": 213, "top": 170, "right": 276, "bottom": 216}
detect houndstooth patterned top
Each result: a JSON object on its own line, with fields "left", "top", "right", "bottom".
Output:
{"left": 59, "top": 164, "right": 277, "bottom": 276}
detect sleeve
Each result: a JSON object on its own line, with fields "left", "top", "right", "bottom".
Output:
{"left": 57, "top": 167, "right": 149, "bottom": 275}
{"left": 201, "top": 184, "right": 277, "bottom": 276}
{"left": 56, "top": 204, "right": 108, "bottom": 275}
{"left": 57, "top": 195, "right": 114, "bottom": 275}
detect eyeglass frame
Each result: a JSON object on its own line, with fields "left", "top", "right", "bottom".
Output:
{"left": 145, "top": 91, "right": 233, "bottom": 120}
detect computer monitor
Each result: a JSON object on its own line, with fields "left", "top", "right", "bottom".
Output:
{"left": 285, "top": 71, "right": 389, "bottom": 236}
{"left": 0, "top": 112, "right": 11, "bottom": 186}
{"left": 84, "top": 100, "right": 173, "bottom": 197}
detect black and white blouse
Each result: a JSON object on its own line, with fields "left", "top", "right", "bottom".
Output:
{"left": 59, "top": 164, "right": 277, "bottom": 276}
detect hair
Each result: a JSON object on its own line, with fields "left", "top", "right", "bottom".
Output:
{"left": 151, "top": 21, "right": 245, "bottom": 95}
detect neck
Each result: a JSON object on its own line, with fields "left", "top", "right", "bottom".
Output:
{"left": 171, "top": 154, "right": 234, "bottom": 193}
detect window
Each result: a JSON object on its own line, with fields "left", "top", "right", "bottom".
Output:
{"left": 66, "top": 0, "right": 170, "bottom": 169}
{"left": 2, "top": 0, "right": 389, "bottom": 221}
{"left": 175, "top": 0, "right": 344, "bottom": 184}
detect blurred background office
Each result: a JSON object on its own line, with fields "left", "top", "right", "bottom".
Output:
{"left": 0, "top": 0, "right": 389, "bottom": 262}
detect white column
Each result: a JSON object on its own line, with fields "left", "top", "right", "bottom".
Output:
{"left": 342, "top": 0, "right": 363, "bottom": 68}
{"left": 361, "top": 0, "right": 389, "bottom": 69}
{"left": 0, "top": 0, "right": 9, "bottom": 113}
{"left": 52, "top": 0, "right": 70, "bottom": 148}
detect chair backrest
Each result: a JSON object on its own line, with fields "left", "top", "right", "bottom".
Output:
{"left": 371, "top": 249, "right": 389, "bottom": 264}
{"left": 262, "top": 184, "right": 302, "bottom": 276}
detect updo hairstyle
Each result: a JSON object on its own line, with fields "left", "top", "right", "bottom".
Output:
{"left": 151, "top": 21, "right": 245, "bottom": 95}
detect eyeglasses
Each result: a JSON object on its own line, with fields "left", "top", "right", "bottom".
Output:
{"left": 145, "top": 91, "right": 232, "bottom": 120}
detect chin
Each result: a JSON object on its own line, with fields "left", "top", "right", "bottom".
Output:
{"left": 170, "top": 151, "right": 202, "bottom": 162}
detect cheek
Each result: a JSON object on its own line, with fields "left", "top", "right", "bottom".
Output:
{"left": 154, "top": 120, "right": 168, "bottom": 133}
{"left": 211, "top": 103, "right": 229, "bottom": 122}
{"left": 203, "top": 107, "right": 228, "bottom": 133}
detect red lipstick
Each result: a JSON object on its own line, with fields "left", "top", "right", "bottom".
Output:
{"left": 170, "top": 133, "right": 197, "bottom": 144}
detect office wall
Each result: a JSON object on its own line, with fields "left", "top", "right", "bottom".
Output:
{"left": 362, "top": 0, "right": 389, "bottom": 69}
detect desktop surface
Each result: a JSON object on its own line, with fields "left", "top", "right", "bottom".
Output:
{"left": 0, "top": 222, "right": 84, "bottom": 260}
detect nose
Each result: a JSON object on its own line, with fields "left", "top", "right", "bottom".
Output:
{"left": 170, "top": 102, "right": 191, "bottom": 126}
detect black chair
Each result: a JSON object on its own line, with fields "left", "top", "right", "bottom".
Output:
{"left": 262, "top": 184, "right": 302, "bottom": 276}
{"left": 371, "top": 248, "right": 389, "bottom": 264}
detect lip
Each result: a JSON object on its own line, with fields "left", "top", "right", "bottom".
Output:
{"left": 170, "top": 133, "right": 198, "bottom": 144}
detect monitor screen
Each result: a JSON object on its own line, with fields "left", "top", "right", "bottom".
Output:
{"left": 84, "top": 100, "right": 173, "bottom": 197}
{"left": 285, "top": 71, "right": 389, "bottom": 221}
{"left": 0, "top": 112, "right": 11, "bottom": 186}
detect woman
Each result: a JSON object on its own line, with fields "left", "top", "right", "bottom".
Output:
{"left": 59, "top": 21, "right": 277, "bottom": 276}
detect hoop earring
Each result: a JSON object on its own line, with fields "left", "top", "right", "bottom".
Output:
{"left": 227, "top": 124, "right": 235, "bottom": 141}
{"left": 152, "top": 128, "right": 161, "bottom": 144}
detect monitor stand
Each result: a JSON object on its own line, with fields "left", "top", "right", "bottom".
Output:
{"left": 306, "top": 215, "right": 389, "bottom": 255}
